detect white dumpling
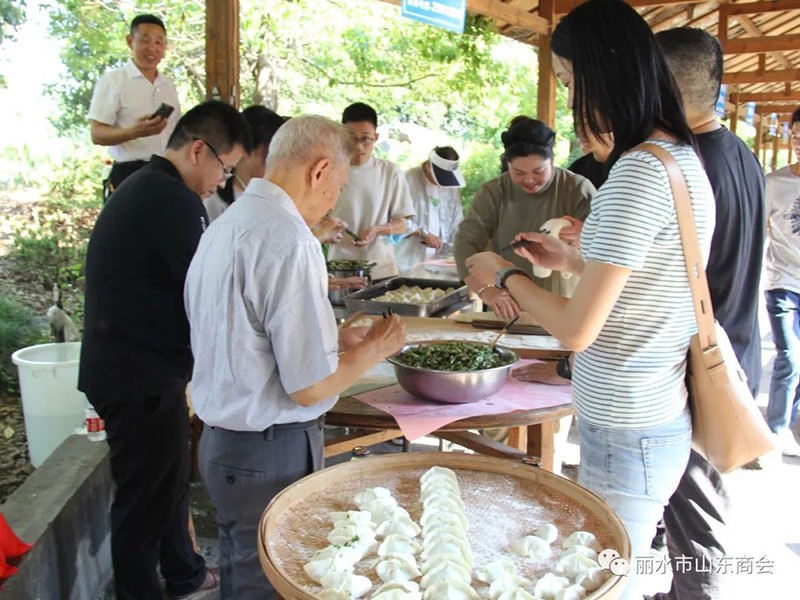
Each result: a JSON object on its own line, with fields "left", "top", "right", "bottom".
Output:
{"left": 316, "top": 590, "right": 353, "bottom": 600}
{"left": 420, "top": 509, "right": 468, "bottom": 530}
{"left": 376, "top": 515, "right": 421, "bottom": 539}
{"left": 422, "top": 580, "right": 479, "bottom": 600}
{"left": 304, "top": 557, "right": 354, "bottom": 584}
{"left": 576, "top": 566, "right": 611, "bottom": 592}
{"left": 331, "top": 510, "right": 376, "bottom": 529}
{"left": 311, "top": 545, "right": 362, "bottom": 567}
{"left": 561, "top": 531, "right": 602, "bottom": 553}
{"left": 420, "top": 540, "right": 472, "bottom": 565}
{"left": 367, "top": 501, "right": 408, "bottom": 526}
{"left": 371, "top": 589, "right": 423, "bottom": 600}
{"left": 320, "top": 571, "right": 372, "bottom": 598}
{"left": 556, "top": 553, "right": 600, "bottom": 579}
{"left": 375, "top": 581, "right": 420, "bottom": 595}
{"left": 354, "top": 487, "right": 393, "bottom": 507}
{"left": 421, "top": 488, "right": 465, "bottom": 510}
{"left": 378, "top": 534, "right": 422, "bottom": 556}
{"left": 562, "top": 544, "right": 598, "bottom": 561}
{"left": 421, "top": 497, "right": 466, "bottom": 517}
{"left": 533, "top": 573, "right": 570, "bottom": 600}
{"left": 510, "top": 535, "right": 552, "bottom": 560}
{"left": 420, "top": 555, "right": 471, "bottom": 576}
{"left": 555, "top": 584, "right": 587, "bottom": 600}
{"left": 327, "top": 523, "right": 376, "bottom": 546}
{"left": 489, "top": 574, "right": 532, "bottom": 599}
{"left": 419, "top": 559, "right": 472, "bottom": 587}
{"left": 475, "top": 558, "right": 518, "bottom": 583}
{"left": 420, "top": 466, "right": 459, "bottom": 486}
{"left": 376, "top": 555, "right": 422, "bottom": 583}
{"left": 496, "top": 589, "right": 537, "bottom": 600}
{"left": 534, "top": 523, "right": 558, "bottom": 544}
{"left": 422, "top": 531, "right": 469, "bottom": 551}
{"left": 422, "top": 521, "right": 467, "bottom": 544}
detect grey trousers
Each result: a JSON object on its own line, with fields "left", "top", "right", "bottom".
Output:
{"left": 199, "top": 417, "right": 325, "bottom": 600}
{"left": 652, "top": 450, "right": 730, "bottom": 600}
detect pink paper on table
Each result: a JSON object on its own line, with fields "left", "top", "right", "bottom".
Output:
{"left": 354, "top": 359, "right": 573, "bottom": 441}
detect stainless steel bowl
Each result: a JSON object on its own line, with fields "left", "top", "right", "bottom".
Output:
{"left": 387, "top": 341, "right": 519, "bottom": 404}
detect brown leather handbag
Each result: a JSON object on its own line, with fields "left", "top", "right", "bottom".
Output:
{"left": 637, "top": 142, "right": 776, "bottom": 473}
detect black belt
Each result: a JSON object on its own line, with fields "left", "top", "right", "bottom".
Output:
{"left": 210, "top": 415, "right": 324, "bottom": 440}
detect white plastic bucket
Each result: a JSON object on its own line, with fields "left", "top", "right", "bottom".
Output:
{"left": 11, "top": 342, "right": 87, "bottom": 467}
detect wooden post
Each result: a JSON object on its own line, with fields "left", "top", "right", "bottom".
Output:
{"left": 206, "top": 0, "right": 240, "bottom": 107}
{"left": 754, "top": 118, "right": 762, "bottom": 159}
{"left": 771, "top": 133, "right": 780, "bottom": 172}
{"left": 730, "top": 92, "right": 739, "bottom": 135}
{"left": 537, "top": 0, "right": 556, "bottom": 126}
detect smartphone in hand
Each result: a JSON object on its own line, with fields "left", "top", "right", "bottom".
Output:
{"left": 151, "top": 102, "right": 175, "bottom": 119}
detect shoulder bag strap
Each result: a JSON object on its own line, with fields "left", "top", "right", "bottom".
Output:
{"left": 632, "top": 142, "right": 717, "bottom": 350}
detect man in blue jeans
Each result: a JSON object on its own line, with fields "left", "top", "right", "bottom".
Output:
{"left": 764, "top": 106, "right": 800, "bottom": 456}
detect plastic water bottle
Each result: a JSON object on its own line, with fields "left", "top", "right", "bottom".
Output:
{"left": 85, "top": 401, "right": 106, "bottom": 442}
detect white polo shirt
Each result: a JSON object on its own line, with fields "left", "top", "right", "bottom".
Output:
{"left": 88, "top": 60, "right": 181, "bottom": 162}
{"left": 328, "top": 156, "right": 415, "bottom": 279}
{"left": 185, "top": 179, "right": 340, "bottom": 431}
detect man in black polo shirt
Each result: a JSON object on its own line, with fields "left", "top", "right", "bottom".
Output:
{"left": 650, "top": 28, "right": 766, "bottom": 600}
{"left": 79, "top": 100, "right": 247, "bottom": 600}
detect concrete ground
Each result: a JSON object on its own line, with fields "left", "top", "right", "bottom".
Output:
{"left": 101, "top": 336, "right": 799, "bottom": 599}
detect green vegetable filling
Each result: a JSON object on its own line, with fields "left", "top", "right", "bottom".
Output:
{"left": 326, "top": 260, "right": 372, "bottom": 271}
{"left": 394, "top": 342, "right": 514, "bottom": 372}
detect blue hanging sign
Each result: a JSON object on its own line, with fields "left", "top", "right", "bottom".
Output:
{"left": 744, "top": 102, "right": 756, "bottom": 126}
{"left": 401, "top": 0, "right": 466, "bottom": 34}
{"left": 715, "top": 84, "right": 727, "bottom": 118}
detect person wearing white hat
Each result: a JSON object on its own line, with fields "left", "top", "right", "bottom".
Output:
{"left": 397, "top": 146, "right": 466, "bottom": 275}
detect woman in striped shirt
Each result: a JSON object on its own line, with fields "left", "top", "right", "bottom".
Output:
{"left": 465, "top": 1, "right": 715, "bottom": 598}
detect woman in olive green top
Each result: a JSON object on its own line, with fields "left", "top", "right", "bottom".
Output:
{"left": 454, "top": 117, "right": 595, "bottom": 318}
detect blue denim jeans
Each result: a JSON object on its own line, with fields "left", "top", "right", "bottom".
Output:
{"left": 578, "top": 410, "right": 692, "bottom": 600}
{"left": 765, "top": 289, "right": 800, "bottom": 433}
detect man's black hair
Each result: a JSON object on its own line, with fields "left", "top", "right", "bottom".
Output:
{"left": 167, "top": 100, "right": 249, "bottom": 154}
{"left": 130, "top": 14, "right": 166, "bottom": 36}
{"left": 342, "top": 102, "right": 378, "bottom": 127}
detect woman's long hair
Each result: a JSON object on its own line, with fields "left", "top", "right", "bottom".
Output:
{"left": 552, "top": 0, "right": 694, "bottom": 166}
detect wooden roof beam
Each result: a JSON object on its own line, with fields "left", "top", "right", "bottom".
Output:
{"left": 729, "top": 11, "right": 793, "bottom": 69}
{"left": 739, "top": 91, "right": 800, "bottom": 102}
{"left": 723, "top": 68, "right": 800, "bottom": 84}
{"left": 723, "top": 33, "right": 800, "bottom": 55}
{"left": 724, "top": 0, "right": 800, "bottom": 15}
{"left": 756, "top": 104, "right": 799, "bottom": 115}
{"left": 556, "top": 0, "right": 702, "bottom": 13}
{"left": 379, "top": 0, "right": 549, "bottom": 35}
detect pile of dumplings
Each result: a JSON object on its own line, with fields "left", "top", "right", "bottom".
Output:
{"left": 301, "top": 466, "right": 613, "bottom": 600}
{"left": 372, "top": 286, "right": 456, "bottom": 305}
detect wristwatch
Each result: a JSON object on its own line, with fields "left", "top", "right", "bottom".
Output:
{"left": 556, "top": 356, "right": 573, "bottom": 380}
{"left": 495, "top": 266, "right": 528, "bottom": 290}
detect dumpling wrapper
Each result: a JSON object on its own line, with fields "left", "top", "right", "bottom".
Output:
{"left": 422, "top": 580, "right": 479, "bottom": 600}
{"left": 420, "top": 554, "right": 471, "bottom": 576}
{"left": 420, "top": 509, "right": 468, "bottom": 530}
{"left": 510, "top": 535, "right": 552, "bottom": 560}
{"left": 554, "top": 584, "right": 587, "bottom": 600}
{"left": 376, "top": 556, "right": 422, "bottom": 583}
{"left": 475, "top": 558, "right": 518, "bottom": 583}
{"left": 327, "top": 523, "right": 376, "bottom": 547}
{"left": 304, "top": 557, "right": 354, "bottom": 584}
{"left": 378, "top": 534, "right": 422, "bottom": 556}
{"left": 354, "top": 487, "right": 393, "bottom": 507}
{"left": 320, "top": 571, "right": 372, "bottom": 598}
{"left": 316, "top": 590, "right": 353, "bottom": 600}
{"left": 422, "top": 521, "right": 468, "bottom": 543}
{"left": 561, "top": 544, "right": 598, "bottom": 561}
{"left": 330, "top": 510, "right": 376, "bottom": 529}
{"left": 374, "top": 580, "right": 420, "bottom": 595}
{"left": 576, "top": 566, "right": 611, "bottom": 592}
{"left": 534, "top": 523, "right": 558, "bottom": 545}
{"left": 419, "top": 559, "right": 472, "bottom": 587}
{"left": 561, "top": 531, "right": 602, "bottom": 553}
{"left": 556, "top": 553, "right": 600, "bottom": 579}
{"left": 376, "top": 516, "right": 421, "bottom": 539}
{"left": 420, "top": 539, "right": 472, "bottom": 565}
{"left": 371, "top": 590, "right": 423, "bottom": 600}
{"left": 496, "top": 589, "right": 537, "bottom": 600}
{"left": 533, "top": 572, "right": 570, "bottom": 600}
{"left": 489, "top": 574, "right": 532, "bottom": 599}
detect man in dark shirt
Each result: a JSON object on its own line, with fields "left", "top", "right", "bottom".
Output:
{"left": 79, "top": 100, "right": 248, "bottom": 600}
{"left": 566, "top": 130, "right": 611, "bottom": 190}
{"left": 650, "top": 28, "right": 766, "bottom": 600}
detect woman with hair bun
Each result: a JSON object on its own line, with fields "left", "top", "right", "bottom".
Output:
{"left": 454, "top": 116, "right": 595, "bottom": 319}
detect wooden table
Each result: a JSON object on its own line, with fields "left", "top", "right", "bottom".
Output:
{"left": 325, "top": 317, "right": 573, "bottom": 471}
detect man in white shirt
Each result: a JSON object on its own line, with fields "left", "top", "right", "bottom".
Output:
{"left": 397, "top": 146, "right": 465, "bottom": 275}
{"left": 327, "top": 102, "right": 415, "bottom": 279}
{"left": 88, "top": 14, "right": 181, "bottom": 200}
{"left": 184, "top": 115, "right": 406, "bottom": 600}
{"left": 764, "top": 106, "right": 800, "bottom": 456}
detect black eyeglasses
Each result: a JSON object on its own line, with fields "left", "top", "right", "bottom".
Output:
{"left": 193, "top": 136, "right": 234, "bottom": 180}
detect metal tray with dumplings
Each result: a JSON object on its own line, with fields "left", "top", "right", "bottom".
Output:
{"left": 343, "top": 277, "right": 469, "bottom": 317}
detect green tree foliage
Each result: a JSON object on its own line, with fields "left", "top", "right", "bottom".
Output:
{"left": 0, "top": 0, "right": 25, "bottom": 45}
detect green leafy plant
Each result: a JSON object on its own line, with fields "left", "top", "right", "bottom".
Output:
{"left": 0, "top": 295, "right": 48, "bottom": 394}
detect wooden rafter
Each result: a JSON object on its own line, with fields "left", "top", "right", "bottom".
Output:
{"left": 555, "top": 0, "right": 703, "bottom": 13}
{"left": 724, "top": 0, "right": 800, "bottom": 15}
{"left": 723, "top": 68, "right": 800, "bottom": 84}
{"left": 738, "top": 91, "right": 800, "bottom": 103}
{"left": 723, "top": 33, "right": 800, "bottom": 55}
{"left": 756, "top": 104, "right": 799, "bottom": 115}
{"left": 726, "top": 8, "right": 794, "bottom": 69}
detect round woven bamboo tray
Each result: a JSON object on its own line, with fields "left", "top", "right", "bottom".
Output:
{"left": 258, "top": 452, "right": 630, "bottom": 599}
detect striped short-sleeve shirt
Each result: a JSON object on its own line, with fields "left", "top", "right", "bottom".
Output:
{"left": 573, "top": 140, "right": 715, "bottom": 429}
